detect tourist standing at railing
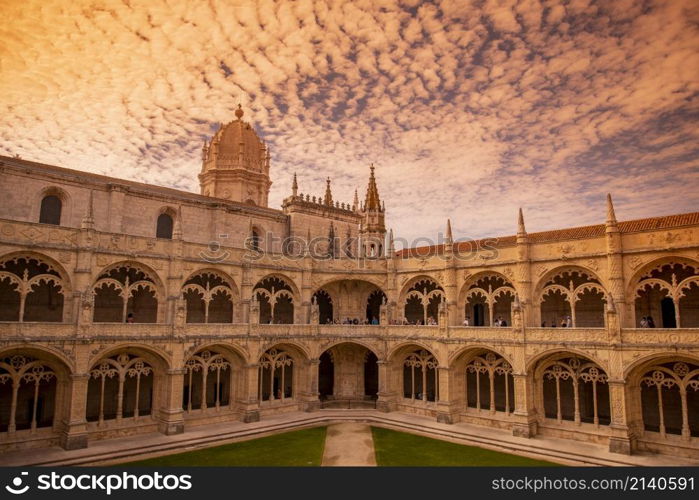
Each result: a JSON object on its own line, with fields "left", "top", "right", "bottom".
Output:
{"left": 463, "top": 316, "right": 470, "bottom": 326}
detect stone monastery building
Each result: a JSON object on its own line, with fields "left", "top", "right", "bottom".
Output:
{"left": 0, "top": 106, "right": 698, "bottom": 460}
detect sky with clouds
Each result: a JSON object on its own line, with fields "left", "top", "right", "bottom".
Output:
{"left": 1, "top": 0, "right": 698, "bottom": 244}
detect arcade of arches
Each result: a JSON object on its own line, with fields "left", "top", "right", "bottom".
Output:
{"left": 0, "top": 252, "right": 698, "bottom": 461}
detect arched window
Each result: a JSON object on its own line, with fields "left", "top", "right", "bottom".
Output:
{"left": 464, "top": 351, "right": 515, "bottom": 414}
{"left": 0, "top": 355, "right": 58, "bottom": 432}
{"left": 86, "top": 353, "right": 154, "bottom": 424}
{"left": 183, "top": 350, "right": 232, "bottom": 412}
{"left": 403, "top": 350, "right": 439, "bottom": 402}
{"left": 403, "top": 279, "right": 443, "bottom": 325}
{"left": 258, "top": 348, "right": 293, "bottom": 401}
{"left": 156, "top": 213, "right": 173, "bottom": 239}
{"left": 39, "top": 195, "right": 62, "bottom": 225}
{"left": 541, "top": 356, "right": 610, "bottom": 427}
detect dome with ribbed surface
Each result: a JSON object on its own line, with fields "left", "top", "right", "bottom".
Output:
{"left": 199, "top": 106, "right": 272, "bottom": 206}
{"left": 202, "top": 106, "right": 268, "bottom": 174}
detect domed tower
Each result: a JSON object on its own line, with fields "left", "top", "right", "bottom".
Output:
{"left": 199, "top": 105, "right": 272, "bottom": 206}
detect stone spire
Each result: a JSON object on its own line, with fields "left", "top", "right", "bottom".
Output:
{"left": 81, "top": 190, "right": 95, "bottom": 230}
{"left": 292, "top": 172, "right": 298, "bottom": 197}
{"left": 445, "top": 219, "right": 453, "bottom": 244}
{"left": 388, "top": 228, "right": 395, "bottom": 255}
{"left": 324, "top": 177, "right": 333, "bottom": 206}
{"left": 364, "top": 164, "right": 381, "bottom": 211}
{"left": 606, "top": 193, "right": 618, "bottom": 231}
{"left": 517, "top": 208, "right": 527, "bottom": 237}
{"left": 353, "top": 189, "right": 359, "bottom": 211}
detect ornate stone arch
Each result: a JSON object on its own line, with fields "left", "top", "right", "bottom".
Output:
{"left": 252, "top": 273, "right": 300, "bottom": 299}
{"left": 526, "top": 348, "right": 609, "bottom": 375}
{"left": 399, "top": 276, "right": 445, "bottom": 325}
{"left": 181, "top": 268, "right": 239, "bottom": 324}
{"left": 388, "top": 343, "right": 441, "bottom": 403}
{"left": 628, "top": 257, "right": 699, "bottom": 328}
{"left": 0, "top": 252, "right": 72, "bottom": 322}
{"left": 625, "top": 353, "right": 699, "bottom": 440}
{"left": 458, "top": 271, "right": 518, "bottom": 327}
{"left": 252, "top": 274, "right": 300, "bottom": 324}
{"left": 181, "top": 344, "right": 246, "bottom": 414}
{"left": 531, "top": 350, "right": 611, "bottom": 427}
{"left": 183, "top": 341, "right": 250, "bottom": 364}
{"left": 450, "top": 346, "right": 516, "bottom": 415}
{"left": 448, "top": 344, "right": 513, "bottom": 368}
{"left": 398, "top": 274, "right": 445, "bottom": 303}
{"left": 535, "top": 266, "right": 608, "bottom": 328}
{"left": 387, "top": 341, "right": 444, "bottom": 366}
{"left": 92, "top": 261, "right": 164, "bottom": 323}
{"left": 0, "top": 347, "right": 73, "bottom": 434}
{"left": 255, "top": 341, "right": 311, "bottom": 363}
{"left": 256, "top": 342, "right": 309, "bottom": 404}
{"left": 87, "top": 343, "right": 171, "bottom": 373}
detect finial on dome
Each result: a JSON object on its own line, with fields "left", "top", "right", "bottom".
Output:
{"left": 235, "top": 104, "right": 244, "bottom": 120}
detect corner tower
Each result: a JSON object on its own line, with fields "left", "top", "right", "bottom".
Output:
{"left": 199, "top": 105, "right": 271, "bottom": 206}
{"left": 360, "top": 164, "right": 386, "bottom": 257}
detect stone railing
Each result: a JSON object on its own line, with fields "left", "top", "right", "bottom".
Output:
{"left": 525, "top": 327, "right": 609, "bottom": 344}
{"left": 621, "top": 328, "right": 699, "bottom": 346}
{"left": 0, "top": 322, "right": 697, "bottom": 347}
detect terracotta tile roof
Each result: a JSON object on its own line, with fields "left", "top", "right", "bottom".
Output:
{"left": 395, "top": 211, "right": 699, "bottom": 258}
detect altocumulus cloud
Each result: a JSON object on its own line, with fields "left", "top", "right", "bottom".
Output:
{"left": 1, "top": 0, "right": 698, "bottom": 243}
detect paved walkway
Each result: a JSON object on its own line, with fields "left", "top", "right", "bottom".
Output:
{"left": 321, "top": 423, "right": 376, "bottom": 466}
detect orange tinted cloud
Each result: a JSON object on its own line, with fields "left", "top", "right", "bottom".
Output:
{"left": 1, "top": 0, "right": 697, "bottom": 243}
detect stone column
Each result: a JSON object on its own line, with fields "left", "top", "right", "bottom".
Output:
{"left": 436, "top": 366, "right": 460, "bottom": 424}
{"left": 59, "top": 373, "right": 89, "bottom": 450}
{"left": 240, "top": 363, "right": 260, "bottom": 423}
{"left": 608, "top": 380, "right": 635, "bottom": 454}
{"left": 157, "top": 368, "right": 185, "bottom": 435}
{"left": 303, "top": 358, "right": 320, "bottom": 411}
{"left": 511, "top": 373, "right": 538, "bottom": 438}
{"left": 376, "top": 359, "right": 394, "bottom": 412}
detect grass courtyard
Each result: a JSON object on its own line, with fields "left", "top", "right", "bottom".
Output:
{"left": 122, "top": 425, "right": 558, "bottom": 466}
{"left": 127, "top": 427, "right": 327, "bottom": 466}
{"left": 371, "top": 427, "right": 558, "bottom": 466}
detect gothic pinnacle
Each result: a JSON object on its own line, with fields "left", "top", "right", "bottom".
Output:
{"left": 292, "top": 172, "right": 298, "bottom": 197}
{"left": 324, "top": 177, "right": 333, "bottom": 206}
{"left": 517, "top": 208, "right": 527, "bottom": 236}
{"left": 606, "top": 193, "right": 617, "bottom": 225}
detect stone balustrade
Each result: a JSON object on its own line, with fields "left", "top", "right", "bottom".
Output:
{"left": 0, "top": 321, "right": 697, "bottom": 348}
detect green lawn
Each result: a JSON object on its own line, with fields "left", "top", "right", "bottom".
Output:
{"left": 371, "top": 427, "right": 560, "bottom": 466}
{"left": 124, "top": 427, "right": 327, "bottom": 466}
